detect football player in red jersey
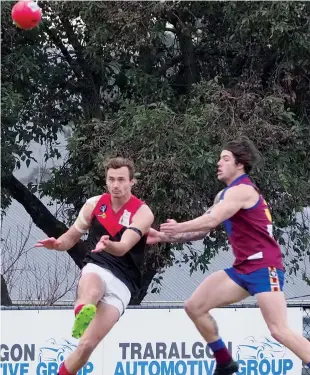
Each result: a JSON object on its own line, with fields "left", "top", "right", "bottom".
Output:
{"left": 153, "top": 137, "right": 310, "bottom": 375}
{"left": 36, "top": 158, "right": 154, "bottom": 375}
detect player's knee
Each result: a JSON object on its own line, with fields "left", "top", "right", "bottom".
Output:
{"left": 184, "top": 298, "right": 195, "bottom": 319}
{"left": 184, "top": 298, "right": 207, "bottom": 320}
{"left": 269, "top": 323, "right": 287, "bottom": 343}
{"left": 88, "top": 287, "right": 102, "bottom": 301}
{"left": 78, "top": 286, "right": 102, "bottom": 304}
{"left": 76, "top": 339, "right": 96, "bottom": 363}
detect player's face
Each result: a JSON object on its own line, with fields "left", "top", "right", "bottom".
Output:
{"left": 106, "top": 167, "right": 134, "bottom": 198}
{"left": 217, "top": 150, "right": 243, "bottom": 184}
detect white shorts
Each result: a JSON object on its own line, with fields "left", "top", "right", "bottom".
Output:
{"left": 82, "top": 263, "right": 131, "bottom": 316}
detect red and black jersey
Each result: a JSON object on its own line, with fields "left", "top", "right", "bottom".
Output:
{"left": 83, "top": 193, "right": 148, "bottom": 295}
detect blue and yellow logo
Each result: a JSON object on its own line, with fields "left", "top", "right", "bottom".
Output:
{"left": 98, "top": 204, "right": 107, "bottom": 219}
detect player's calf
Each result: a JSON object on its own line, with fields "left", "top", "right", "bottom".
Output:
{"left": 185, "top": 299, "right": 237, "bottom": 370}
{"left": 58, "top": 362, "right": 74, "bottom": 375}
{"left": 269, "top": 323, "right": 310, "bottom": 365}
{"left": 58, "top": 338, "right": 97, "bottom": 374}
{"left": 257, "top": 291, "right": 310, "bottom": 366}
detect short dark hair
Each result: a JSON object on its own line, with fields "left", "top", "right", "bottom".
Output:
{"left": 104, "top": 157, "right": 135, "bottom": 180}
{"left": 223, "top": 137, "right": 261, "bottom": 174}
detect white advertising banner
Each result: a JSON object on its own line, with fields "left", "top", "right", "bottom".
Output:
{"left": 103, "top": 307, "right": 303, "bottom": 375}
{"left": 0, "top": 309, "right": 103, "bottom": 375}
{"left": 0, "top": 307, "right": 303, "bottom": 375}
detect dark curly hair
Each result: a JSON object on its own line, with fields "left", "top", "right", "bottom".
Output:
{"left": 223, "top": 137, "right": 261, "bottom": 174}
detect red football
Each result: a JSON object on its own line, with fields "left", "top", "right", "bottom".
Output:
{"left": 11, "top": 0, "right": 42, "bottom": 30}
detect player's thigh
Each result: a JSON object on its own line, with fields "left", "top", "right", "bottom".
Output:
{"left": 253, "top": 267, "right": 287, "bottom": 330}
{"left": 78, "top": 301, "right": 120, "bottom": 350}
{"left": 185, "top": 270, "right": 250, "bottom": 315}
{"left": 77, "top": 264, "right": 105, "bottom": 298}
{"left": 103, "top": 269, "right": 131, "bottom": 316}
{"left": 257, "top": 291, "right": 288, "bottom": 331}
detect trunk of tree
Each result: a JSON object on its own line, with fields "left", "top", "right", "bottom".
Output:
{"left": 2, "top": 173, "right": 87, "bottom": 268}
{"left": 178, "top": 29, "right": 199, "bottom": 90}
{"left": 164, "top": 9, "right": 199, "bottom": 95}
{"left": 1, "top": 275, "right": 12, "bottom": 306}
{"left": 129, "top": 268, "right": 157, "bottom": 305}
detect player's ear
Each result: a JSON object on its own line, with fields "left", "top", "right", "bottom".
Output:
{"left": 236, "top": 162, "right": 245, "bottom": 171}
{"left": 131, "top": 178, "right": 136, "bottom": 187}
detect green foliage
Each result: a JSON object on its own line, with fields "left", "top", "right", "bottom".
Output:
{"left": 2, "top": 1, "right": 310, "bottom": 287}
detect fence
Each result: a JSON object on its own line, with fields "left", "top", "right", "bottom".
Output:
{"left": 1, "top": 302, "right": 309, "bottom": 375}
{"left": 303, "top": 305, "right": 310, "bottom": 375}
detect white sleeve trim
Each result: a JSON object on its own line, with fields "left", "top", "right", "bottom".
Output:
{"left": 73, "top": 195, "right": 101, "bottom": 233}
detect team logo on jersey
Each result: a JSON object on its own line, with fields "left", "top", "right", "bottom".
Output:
{"left": 100, "top": 205, "right": 107, "bottom": 213}
{"left": 98, "top": 204, "right": 107, "bottom": 219}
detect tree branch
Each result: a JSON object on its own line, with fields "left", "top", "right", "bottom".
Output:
{"left": 43, "top": 24, "right": 82, "bottom": 80}
{"left": 163, "top": 9, "right": 199, "bottom": 91}
{"left": 159, "top": 54, "right": 182, "bottom": 76}
{"left": 2, "top": 173, "right": 86, "bottom": 269}
{"left": 59, "top": 15, "right": 89, "bottom": 78}
{"left": 165, "top": 27, "right": 176, "bottom": 33}
{"left": 43, "top": 18, "right": 101, "bottom": 120}
{"left": 59, "top": 15, "right": 103, "bottom": 120}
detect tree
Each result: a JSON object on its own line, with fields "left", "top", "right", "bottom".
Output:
{"left": 2, "top": 1, "right": 310, "bottom": 304}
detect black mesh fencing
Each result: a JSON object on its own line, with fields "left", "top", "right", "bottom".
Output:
{"left": 303, "top": 307, "right": 310, "bottom": 375}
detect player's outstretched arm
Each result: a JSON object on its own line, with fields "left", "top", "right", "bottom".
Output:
{"left": 160, "top": 186, "right": 251, "bottom": 236}
{"left": 152, "top": 191, "right": 223, "bottom": 244}
{"left": 35, "top": 199, "right": 95, "bottom": 251}
{"left": 147, "top": 224, "right": 208, "bottom": 245}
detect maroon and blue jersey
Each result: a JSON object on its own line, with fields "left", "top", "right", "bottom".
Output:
{"left": 219, "top": 174, "right": 284, "bottom": 273}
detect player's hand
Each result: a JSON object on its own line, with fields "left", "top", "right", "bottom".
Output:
{"left": 160, "top": 219, "right": 180, "bottom": 236}
{"left": 92, "top": 235, "right": 111, "bottom": 253}
{"left": 146, "top": 228, "right": 165, "bottom": 245}
{"left": 35, "top": 237, "right": 62, "bottom": 250}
